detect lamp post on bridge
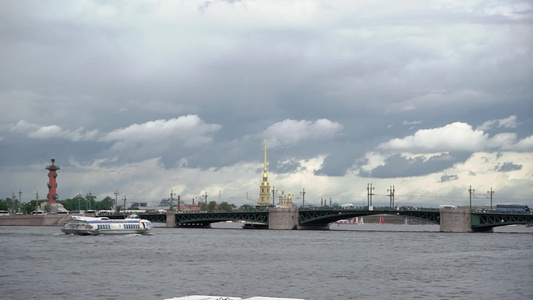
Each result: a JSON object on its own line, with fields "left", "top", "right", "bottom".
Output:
{"left": 367, "top": 183, "right": 375, "bottom": 208}
{"left": 114, "top": 190, "right": 119, "bottom": 213}
{"left": 170, "top": 190, "right": 175, "bottom": 211}
{"left": 123, "top": 195, "right": 127, "bottom": 217}
{"left": 487, "top": 188, "right": 495, "bottom": 211}
{"left": 469, "top": 185, "right": 475, "bottom": 212}
{"left": 272, "top": 186, "right": 277, "bottom": 206}
{"left": 387, "top": 186, "right": 395, "bottom": 207}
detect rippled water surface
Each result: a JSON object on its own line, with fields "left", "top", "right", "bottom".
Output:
{"left": 0, "top": 224, "right": 532, "bottom": 300}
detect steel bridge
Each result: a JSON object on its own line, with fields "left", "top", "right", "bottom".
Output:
{"left": 471, "top": 211, "right": 533, "bottom": 230}
{"left": 110, "top": 210, "right": 269, "bottom": 228}
{"left": 108, "top": 207, "right": 532, "bottom": 230}
{"left": 297, "top": 207, "right": 441, "bottom": 226}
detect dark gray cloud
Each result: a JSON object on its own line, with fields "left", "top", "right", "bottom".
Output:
{"left": 0, "top": 1, "right": 531, "bottom": 206}
{"left": 440, "top": 174, "right": 459, "bottom": 182}
{"left": 359, "top": 152, "right": 472, "bottom": 178}
{"left": 496, "top": 162, "right": 522, "bottom": 172}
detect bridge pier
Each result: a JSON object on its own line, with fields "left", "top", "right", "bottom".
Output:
{"left": 440, "top": 208, "right": 493, "bottom": 233}
{"left": 166, "top": 211, "right": 176, "bottom": 228}
{"left": 268, "top": 205, "right": 299, "bottom": 230}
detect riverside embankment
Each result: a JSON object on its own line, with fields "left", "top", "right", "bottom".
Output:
{"left": 0, "top": 214, "right": 68, "bottom": 226}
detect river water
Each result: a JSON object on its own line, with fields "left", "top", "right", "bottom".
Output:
{"left": 0, "top": 223, "right": 531, "bottom": 300}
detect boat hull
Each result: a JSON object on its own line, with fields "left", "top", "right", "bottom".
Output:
{"left": 60, "top": 214, "right": 153, "bottom": 236}
{"left": 61, "top": 228, "right": 151, "bottom": 235}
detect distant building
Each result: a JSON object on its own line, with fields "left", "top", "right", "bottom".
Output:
{"left": 158, "top": 198, "right": 171, "bottom": 208}
{"left": 131, "top": 202, "right": 148, "bottom": 208}
{"left": 278, "top": 190, "right": 293, "bottom": 207}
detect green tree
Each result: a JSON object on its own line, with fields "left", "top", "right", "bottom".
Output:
{"left": 219, "top": 202, "right": 234, "bottom": 211}
{"left": 2, "top": 197, "right": 20, "bottom": 213}
{"left": 58, "top": 199, "right": 73, "bottom": 211}
{"left": 200, "top": 202, "right": 207, "bottom": 211}
{"left": 94, "top": 196, "right": 114, "bottom": 211}
{"left": 0, "top": 199, "right": 8, "bottom": 211}
{"left": 21, "top": 200, "right": 41, "bottom": 214}
{"left": 239, "top": 204, "right": 254, "bottom": 210}
{"left": 207, "top": 200, "right": 217, "bottom": 211}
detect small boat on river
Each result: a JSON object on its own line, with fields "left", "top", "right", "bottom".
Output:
{"left": 61, "top": 214, "right": 153, "bottom": 235}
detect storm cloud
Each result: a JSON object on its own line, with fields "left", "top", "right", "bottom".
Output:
{"left": 0, "top": 0, "right": 532, "bottom": 207}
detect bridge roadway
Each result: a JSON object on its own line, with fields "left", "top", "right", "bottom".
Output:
{"left": 108, "top": 207, "right": 533, "bottom": 231}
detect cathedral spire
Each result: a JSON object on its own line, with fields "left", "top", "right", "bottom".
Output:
{"left": 257, "top": 137, "right": 271, "bottom": 207}
{"left": 264, "top": 137, "right": 267, "bottom": 172}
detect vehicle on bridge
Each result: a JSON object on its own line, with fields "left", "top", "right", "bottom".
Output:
{"left": 439, "top": 205, "right": 457, "bottom": 209}
{"left": 496, "top": 204, "right": 530, "bottom": 212}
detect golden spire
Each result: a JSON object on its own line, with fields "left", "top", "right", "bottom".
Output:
{"left": 262, "top": 137, "right": 268, "bottom": 183}
{"left": 257, "top": 137, "right": 271, "bottom": 206}
{"left": 263, "top": 137, "right": 267, "bottom": 172}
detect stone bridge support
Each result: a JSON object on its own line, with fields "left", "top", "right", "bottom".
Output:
{"left": 269, "top": 204, "right": 299, "bottom": 230}
{"left": 440, "top": 208, "right": 493, "bottom": 233}
{"left": 166, "top": 211, "right": 176, "bottom": 228}
{"left": 440, "top": 208, "right": 472, "bottom": 232}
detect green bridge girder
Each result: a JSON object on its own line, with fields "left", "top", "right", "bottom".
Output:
{"left": 471, "top": 211, "right": 533, "bottom": 229}
{"left": 297, "top": 208, "right": 440, "bottom": 226}
{"left": 107, "top": 208, "right": 532, "bottom": 230}
{"left": 139, "top": 210, "right": 269, "bottom": 226}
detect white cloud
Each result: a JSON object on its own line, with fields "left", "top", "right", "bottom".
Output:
{"left": 379, "top": 121, "right": 532, "bottom": 153}
{"left": 10, "top": 120, "right": 40, "bottom": 132}
{"left": 477, "top": 115, "right": 518, "bottom": 131}
{"left": 28, "top": 125, "right": 62, "bottom": 138}
{"left": 498, "top": 115, "right": 519, "bottom": 128}
{"left": 101, "top": 115, "right": 222, "bottom": 148}
{"left": 263, "top": 119, "right": 343, "bottom": 148}
{"left": 486, "top": 133, "right": 517, "bottom": 149}
{"left": 379, "top": 122, "right": 487, "bottom": 152}
{"left": 10, "top": 120, "right": 99, "bottom": 142}
{"left": 403, "top": 120, "right": 421, "bottom": 126}
{"left": 508, "top": 135, "right": 533, "bottom": 151}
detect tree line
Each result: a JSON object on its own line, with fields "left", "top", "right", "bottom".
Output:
{"left": 0, "top": 195, "right": 240, "bottom": 214}
{"left": 0, "top": 195, "right": 115, "bottom": 214}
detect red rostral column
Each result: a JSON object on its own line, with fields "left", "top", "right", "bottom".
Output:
{"left": 46, "top": 159, "right": 60, "bottom": 203}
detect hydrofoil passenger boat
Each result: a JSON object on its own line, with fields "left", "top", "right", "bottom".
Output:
{"left": 61, "top": 214, "right": 153, "bottom": 235}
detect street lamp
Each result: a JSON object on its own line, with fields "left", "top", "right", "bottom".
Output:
{"left": 469, "top": 185, "right": 475, "bottom": 211}
{"left": 170, "top": 190, "right": 175, "bottom": 210}
{"left": 123, "top": 195, "right": 127, "bottom": 217}
{"left": 367, "top": 183, "right": 375, "bottom": 207}
{"left": 87, "top": 191, "right": 92, "bottom": 210}
{"left": 114, "top": 190, "right": 119, "bottom": 213}
{"left": 487, "top": 188, "right": 495, "bottom": 211}
{"left": 78, "top": 192, "right": 82, "bottom": 212}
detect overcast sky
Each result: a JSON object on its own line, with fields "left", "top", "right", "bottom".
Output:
{"left": 1, "top": 0, "right": 532, "bottom": 208}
